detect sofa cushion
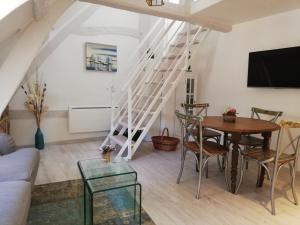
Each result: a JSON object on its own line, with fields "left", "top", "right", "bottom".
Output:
{"left": 0, "top": 181, "right": 31, "bottom": 225}
{"left": 0, "top": 133, "right": 16, "bottom": 155}
{"left": 0, "top": 148, "right": 40, "bottom": 183}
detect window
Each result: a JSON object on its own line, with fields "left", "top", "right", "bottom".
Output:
{"left": 186, "top": 77, "right": 196, "bottom": 104}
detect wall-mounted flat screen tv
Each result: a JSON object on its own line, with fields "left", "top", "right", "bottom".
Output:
{"left": 247, "top": 46, "right": 300, "bottom": 88}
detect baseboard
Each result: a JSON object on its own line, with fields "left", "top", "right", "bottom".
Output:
{"left": 17, "top": 136, "right": 106, "bottom": 149}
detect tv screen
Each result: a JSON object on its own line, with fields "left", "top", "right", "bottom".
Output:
{"left": 247, "top": 46, "right": 300, "bottom": 88}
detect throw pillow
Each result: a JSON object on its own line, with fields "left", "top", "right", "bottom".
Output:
{"left": 0, "top": 133, "right": 16, "bottom": 155}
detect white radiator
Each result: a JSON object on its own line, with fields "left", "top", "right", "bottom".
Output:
{"left": 68, "top": 106, "right": 111, "bottom": 133}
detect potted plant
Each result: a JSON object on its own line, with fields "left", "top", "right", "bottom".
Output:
{"left": 21, "top": 72, "right": 48, "bottom": 150}
{"left": 102, "top": 145, "right": 116, "bottom": 163}
{"left": 223, "top": 106, "right": 237, "bottom": 123}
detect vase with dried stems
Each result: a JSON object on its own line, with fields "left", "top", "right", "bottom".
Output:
{"left": 21, "top": 72, "right": 48, "bottom": 150}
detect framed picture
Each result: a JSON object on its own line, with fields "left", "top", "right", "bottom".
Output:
{"left": 85, "top": 42, "right": 117, "bottom": 72}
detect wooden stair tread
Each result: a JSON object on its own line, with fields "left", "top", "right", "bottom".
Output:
{"left": 171, "top": 41, "right": 200, "bottom": 48}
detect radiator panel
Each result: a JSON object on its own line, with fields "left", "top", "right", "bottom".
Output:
{"left": 68, "top": 106, "right": 111, "bottom": 133}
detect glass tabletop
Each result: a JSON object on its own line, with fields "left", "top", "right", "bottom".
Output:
{"left": 78, "top": 158, "right": 136, "bottom": 181}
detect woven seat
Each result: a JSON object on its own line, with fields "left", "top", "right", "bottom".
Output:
{"left": 242, "top": 148, "right": 295, "bottom": 164}
{"left": 185, "top": 141, "right": 227, "bottom": 156}
{"left": 235, "top": 107, "right": 282, "bottom": 149}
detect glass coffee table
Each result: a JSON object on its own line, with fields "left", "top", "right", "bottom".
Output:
{"left": 78, "top": 158, "right": 141, "bottom": 225}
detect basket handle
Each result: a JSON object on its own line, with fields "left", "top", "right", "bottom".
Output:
{"left": 161, "top": 128, "right": 169, "bottom": 139}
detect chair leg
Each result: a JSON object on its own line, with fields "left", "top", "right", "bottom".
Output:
{"left": 289, "top": 161, "right": 298, "bottom": 205}
{"left": 256, "top": 164, "right": 262, "bottom": 187}
{"left": 177, "top": 149, "right": 187, "bottom": 184}
{"left": 206, "top": 159, "right": 209, "bottom": 179}
{"left": 270, "top": 168, "right": 278, "bottom": 216}
{"left": 235, "top": 155, "right": 245, "bottom": 194}
{"left": 195, "top": 153, "right": 200, "bottom": 172}
{"left": 245, "top": 160, "right": 249, "bottom": 170}
{"left": 217, "top": 155, "right": 224, "bottom": 172}
{"left": 244, "top": 146, "right": 249, "bottom": 170}
{"left": 224, "top": 154, "right": 230, "bottom": 191}
{"left": 196, "top": 154, "right": 203, "bottom": 199}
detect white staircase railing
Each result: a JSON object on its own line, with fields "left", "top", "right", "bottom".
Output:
{"left": 100, "top": 18, "right": 210, "bottom": 160}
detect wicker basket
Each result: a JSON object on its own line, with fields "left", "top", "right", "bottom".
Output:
{"left": 152, "top": 128, "right": 180, "bottom": 151}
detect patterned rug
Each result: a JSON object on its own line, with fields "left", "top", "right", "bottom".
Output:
{"left": 28, "top": 179, "right": 155, "bottom": 225}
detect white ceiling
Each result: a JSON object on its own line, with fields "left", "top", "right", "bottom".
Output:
{"left": 191, "top": 0, "right": 300, "bottom": 25}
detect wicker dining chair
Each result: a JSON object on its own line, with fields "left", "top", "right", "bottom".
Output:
{"left": 175, "top": 110, "right": 229, "bottom": 199}
{"left": 238, "top": 107, "right": 283, "bottom": 147}
{"left": 181, "top": 103, "right": 222, "bottom": 143}
{"left": 181, "top": 103, "right": 223, "bottom": 173}
{"left": 236, "top": 120, "right": 300, "bottom": 215}
{"left": 235, "top": 107, "right": 283, "bottom": 169}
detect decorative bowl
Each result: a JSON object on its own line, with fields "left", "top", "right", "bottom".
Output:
{"left": 223, "top": 114, "right": 236, "bottom": 123}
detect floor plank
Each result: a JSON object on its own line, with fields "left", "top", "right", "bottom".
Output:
{"left": 36, "top": 141, "right": 300, "bottom": 225}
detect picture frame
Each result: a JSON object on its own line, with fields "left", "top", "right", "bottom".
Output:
{"left": 85, "top": 42, "right": 117, "bottom": 72}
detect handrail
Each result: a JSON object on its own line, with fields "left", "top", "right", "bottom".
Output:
{"left": 113, "top": 20, "right": 177, "bottom": 122}
{"left": 131, "top": 22, "right": 186, "bottom": 115}
{"left": 121, "top": 18, "right": 164, "bottom": 92}
{"left": 114, "top": 21, "right": 186, "bottom": 128}
{"left": 130, "top": 28, "right": 210, "bottom": 156}
{"left": 132, "top": 38, "right": 187, "bottom": 125}
{"left": 100, "top": 22, "right": 211, "bottom": 159}
{"left": 114, "top": 20, "right": 175, "bottom": 114}
{"left": 131, "top": 26, "right": 205, "bottom": 138}
{"left": 120, "top": 20, "right": 175, "bottom": 94}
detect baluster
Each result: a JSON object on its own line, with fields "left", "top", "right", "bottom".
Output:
{"left": 127, "top": 88, "right": 132, "bottom": 159}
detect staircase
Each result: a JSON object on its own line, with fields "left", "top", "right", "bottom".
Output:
{"left": 100, "top": 19, "right": 210, "bottom": 160}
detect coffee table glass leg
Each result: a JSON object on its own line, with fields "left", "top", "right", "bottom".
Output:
{"left": 84, "top": 182, "right": 86, "bottom": 225}
{"left": 90, "top": 193, "right": 94, "bottom": 225}
{"left": 134, "top": 184, "right": 136, "bottom": 220}
{"left": 138, "top": 184, "right": 142, "bottom": 225}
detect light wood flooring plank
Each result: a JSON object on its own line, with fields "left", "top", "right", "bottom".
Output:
{"left": 36, "top": 141, "right": 300, "bottom": 225}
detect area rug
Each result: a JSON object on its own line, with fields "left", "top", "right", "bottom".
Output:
{"left": 27, "top": 179, "right": 155, "bottom": 225}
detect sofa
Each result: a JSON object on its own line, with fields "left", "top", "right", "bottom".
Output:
{"left": 0, "top": 133, "right": 40, "bottom": 225}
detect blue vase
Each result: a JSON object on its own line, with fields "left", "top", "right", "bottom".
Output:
{"left": 35, "top": 128, "right": 44, "bottom": 150}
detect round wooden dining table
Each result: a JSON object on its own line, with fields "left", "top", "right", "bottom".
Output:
{"left": 202, "top": 116, "right": 280, "bottom": 193}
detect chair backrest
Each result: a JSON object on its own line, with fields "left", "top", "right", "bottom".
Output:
{"left": 181, "top": 103, "right": 209, "bottom": 116}
{"left": 251, "top": 107, "right": 283, "bottom": 122}
{"left": 274, "top": 120, "right": 300, "bottom": 165}
{"left": 175, "top": 110, "right": 203, "bottom": 152}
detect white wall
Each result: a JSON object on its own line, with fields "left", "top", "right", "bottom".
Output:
{"left": 196, "top": 9, "right": 300, "bottom": 119}
{"left": 9, "top": 4, "right": 148, "bottom": 146}
{"left": 193, "top": 9, "right": 300, "bottom": 168}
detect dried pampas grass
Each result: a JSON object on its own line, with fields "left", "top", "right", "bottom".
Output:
{"left": 21, "top": 69, "right": 48, "bottom": 128}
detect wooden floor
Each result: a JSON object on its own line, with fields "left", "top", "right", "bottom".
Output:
{"left": 36, "top": 141, "right": 300, "bottom": 225}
